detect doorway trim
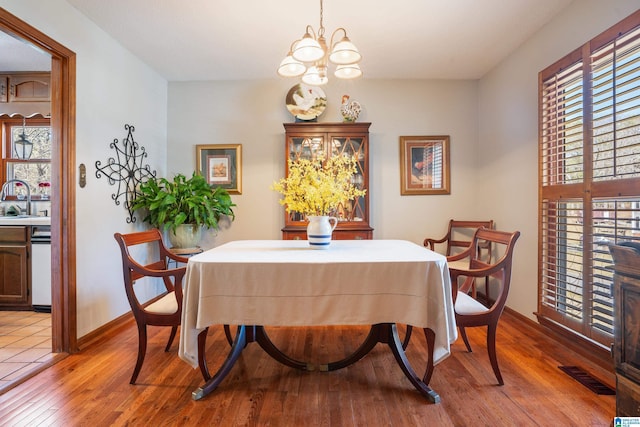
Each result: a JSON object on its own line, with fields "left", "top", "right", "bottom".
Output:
{"left": 0, "top": 9, "right": 77, "bottom": 352}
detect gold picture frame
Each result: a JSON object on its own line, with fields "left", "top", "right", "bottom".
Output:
{"left": 399, "top": 135, "right": 450, "bottom": 195}
{"left": 196, "top": 144, "right": 242, "bottom": 194}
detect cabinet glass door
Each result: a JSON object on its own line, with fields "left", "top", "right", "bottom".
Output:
{"left": 286, "top": 134, "right": 367, "bottom": 223}
{"left": 330, "top": 135, "right": 366, "bottom": 222}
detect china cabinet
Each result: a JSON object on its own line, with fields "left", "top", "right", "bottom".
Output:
{"left": 282, "top": 122, "right": 373, "bottom": 240}
{"left": 609, "top": 244, "right": 640, "bottom": 416}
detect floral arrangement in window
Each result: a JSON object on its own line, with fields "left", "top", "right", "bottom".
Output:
{"left": 38, "top": 181, "right": 51, "bottom": 199}
{"left": 271, "top": 155, "right": 366, "bottom": 217}
{"left": 14, "top": 181, "right": 26, "bottom": 200}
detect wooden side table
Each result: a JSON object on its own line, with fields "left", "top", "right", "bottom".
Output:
{"left": 168, "top": 247, "right": 203, "bottom": 267}
{"left": 169, "top": 247, "right": 204, "bottom": 257}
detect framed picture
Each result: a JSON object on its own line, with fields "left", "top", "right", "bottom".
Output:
{"left": 196, "top": 144, "right": 242, "bottom": 194}
{"left": 399, "top": 135, "right": 450, "bottom": 195}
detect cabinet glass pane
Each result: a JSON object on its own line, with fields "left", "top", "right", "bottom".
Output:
{"left": 289, "top": 137, "right": 326, "bottom": 161}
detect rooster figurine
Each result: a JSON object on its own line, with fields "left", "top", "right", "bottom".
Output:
{"left": 340, "top": 95, "right": 362, "bottom": 122}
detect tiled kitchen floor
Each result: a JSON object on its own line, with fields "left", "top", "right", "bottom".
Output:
{"left": 0, "top": 311, "right": 54, "bottom": 393}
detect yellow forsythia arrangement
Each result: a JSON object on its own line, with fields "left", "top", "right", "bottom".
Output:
{"left": 271, "top": 156, "right": 366, "bottom": 217}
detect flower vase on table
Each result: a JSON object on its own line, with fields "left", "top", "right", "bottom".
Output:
{"left": 307, "top": 215, "right": 338, "bottom": 249}
{"left": 271, "top": 156, "right": 367, "bottom": 250}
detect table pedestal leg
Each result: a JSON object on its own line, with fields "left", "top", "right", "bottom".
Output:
{"left": 193, "top": 325, "right": 247, "bottom": 400}
{"left": 192, "top": 325, "right": 309, "bottom": 400}
{"left": 324, "top": 323, "right": 440, "bottom": 403}
{"left": 254, "top": 326, "right": 312, "bottom": 371}
{"left": 192, "top": 323, "right": 440, "bottom": 403}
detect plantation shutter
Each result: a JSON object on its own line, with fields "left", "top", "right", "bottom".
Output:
{"left": 538, "top": 12, "right": 640, "bottom": 348}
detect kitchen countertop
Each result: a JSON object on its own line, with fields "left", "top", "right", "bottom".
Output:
{"left": 0, "top": 216, "right": 51, "bottom": 226}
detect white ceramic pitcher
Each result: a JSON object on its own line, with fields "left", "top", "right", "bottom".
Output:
{"left": 306, "top": 215, "right": 338, "bottom": 249}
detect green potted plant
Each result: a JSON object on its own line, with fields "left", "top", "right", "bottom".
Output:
{"left": 132, "top": 172, "right": 235, "bottom": 248}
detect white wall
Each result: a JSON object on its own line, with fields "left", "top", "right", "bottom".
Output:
{"left": 168, "top": 79, "right": 480, "bottom": 248}
{"left": 0, "top": 0, "right": 169, "bottom": 337}
{"left": 477, "top": 0, "right": 640, "bottom": 319}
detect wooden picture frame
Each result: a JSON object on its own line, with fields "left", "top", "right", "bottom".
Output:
{"left": 399, "top": 135, "right": 450, "bottom": 195}
{"left": 196, "top": 144, "right": 242, "bottom": 194}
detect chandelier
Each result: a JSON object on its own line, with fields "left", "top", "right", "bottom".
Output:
{"left": 277, "top": 0, "right": 362, "bottom": 86}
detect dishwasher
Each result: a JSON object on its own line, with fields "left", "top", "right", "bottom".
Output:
{"left": 31, "top": 225, "right": 51, "bottom": 312}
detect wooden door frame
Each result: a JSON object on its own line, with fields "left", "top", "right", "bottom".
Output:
{"left": 0, "top": 8, "right": 77, "bottom": 353}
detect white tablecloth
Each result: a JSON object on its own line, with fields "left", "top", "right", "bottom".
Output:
{"left": 179, "top": 240, "right": 457, "bottom": 368}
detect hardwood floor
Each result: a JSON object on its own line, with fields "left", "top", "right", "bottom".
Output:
{"left": 0, "top": 311, "right": 616, "bottom": 426}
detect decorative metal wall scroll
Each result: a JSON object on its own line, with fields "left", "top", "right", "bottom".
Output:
{"left": 95, "top": 124, "right": 156, "bottom": 223}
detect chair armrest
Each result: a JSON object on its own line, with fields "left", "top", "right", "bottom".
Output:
{"left": 423, "top": 235, "right": 449, "bottom": 250}
{"left": 162, "top": 246, "right": 196, "bottom": 264}
{"left": 130, "top": 262, "right": 187, "bottom": 301}
{"left": 132, "top": 264, "right": 186, "bottom": 279}
{"left": 449, "top": 260, "right": 505, "bottom": 280}
{"left": 128, "top": 257, "right": 186, "bottom": 279}
{"left": 450, "top": 256, "right": 507, "bottom": 292}
{"left": 166, "top": 252, "right": 190, "bottom": 264}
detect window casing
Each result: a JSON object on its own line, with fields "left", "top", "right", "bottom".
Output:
{"left": 538, "top": 11, "right": 640, "bottom": 348}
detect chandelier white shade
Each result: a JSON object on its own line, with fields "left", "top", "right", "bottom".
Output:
{"left": 277, "top": 0, "right": 362, "bottom": 86}
{"left": 292, "top": 32, "right": 325, "bottom": 63}
{"left": 328, "top": 36, "right": 361, "bottom": 65}
{"left": 334, "top": 63, "right": 362, "bottom": 79}
{"left": 302, "top": 65, "right": 329, "bottom": 86}
{"left": 277, "top": 50, "right": 306, "bottom": 77}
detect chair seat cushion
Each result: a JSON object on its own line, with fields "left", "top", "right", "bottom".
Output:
{"left": 455, "top": 291, "right": 489, "bottom": 315}
{"left": 145, "top": 291, "right": 178, "bottom": 314}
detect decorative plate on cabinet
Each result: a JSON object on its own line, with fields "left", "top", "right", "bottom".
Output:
{"left": 285, "top": 84, "right": 327, "bottom": 121}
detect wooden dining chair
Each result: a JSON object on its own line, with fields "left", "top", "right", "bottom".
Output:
{"left": 442, "top": 228, "right": 520, "bottom": 385}
{"left": 424, "top": 219, "right": 494, "bottom": 259}
{"left": 424, "top": 219, "right": 494, "bottom": 301}
{"left": 114, "top": 229, "right": 189, "bottom": 384}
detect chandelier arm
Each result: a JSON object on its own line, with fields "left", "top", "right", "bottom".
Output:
{"left": 329, "top": 28, "right": 348, "bottom": 49}
{"left": 304, "top": 25, "right": 317, "bottom": 40}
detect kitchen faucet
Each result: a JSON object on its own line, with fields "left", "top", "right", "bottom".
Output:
{"left": 1, "top": 179, "right": 31, "bottom": 216}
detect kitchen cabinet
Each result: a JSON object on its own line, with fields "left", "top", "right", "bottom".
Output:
{"left": 0, "top": 226, "right": 30, "bottom": 309}
{"left": 282, "top": 122, "right": 373, "bottom": 240}
{"left": 609, "top": 244, "right": 640, "bottom": 416}
{"left": 0, "top": 72, "right": 51, "bottom": 117}
{"left": 0, "top": 72, "right": 51, "bottom": 102}
{"left": 0, "top": 75, "right": 7, "bottom": 103}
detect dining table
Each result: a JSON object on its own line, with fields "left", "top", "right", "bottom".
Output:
{"left": 178, "top": 239, "right": 457, "bottom": 403}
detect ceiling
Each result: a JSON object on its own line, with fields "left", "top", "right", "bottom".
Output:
{"left": 0, "top": 30, "right": 50, "bottom": 72}
{"left": 4, "top": 0, "right": 573, "bottom": 81}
